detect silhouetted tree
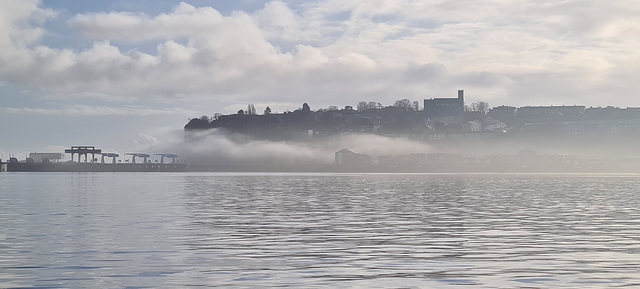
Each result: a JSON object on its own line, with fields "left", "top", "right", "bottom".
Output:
{"left": 302, "top": 103, "right": 311, "bottom": 112}
{"left": 357, "top": 101, "right": 381, "bottom": 111}
{"left": 412, "top": 101, "right": 421, "bottom": 111}
{"left": 247, "top": 104, "right": 256, "bottom": 115}
{"left": 357, "top": 101, "right": 368, "bottom": 111}
{"left": 264, "top": 106, "right": 272, "bottom": 115}
{"left": 237, "top": 109, "right": 245, "bottom": 115}
{"left": 475, "top": 101, "right": 489, "bottom": 114}
{"left": 466, "top": 101, "right": 490, "bottom": 114}
{"left": 394, "top": 99, "right": 412, "bottom": 110}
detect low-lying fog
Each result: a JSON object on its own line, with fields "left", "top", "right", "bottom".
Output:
{"left": 172, "top": 129, "right": 432, "bottom": 165}
{"left": 152, "top": 128, "right": 640, "bottom": 172}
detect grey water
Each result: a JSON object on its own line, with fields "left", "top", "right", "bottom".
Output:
{"left": 1, "top": 173, "right": 639, "bottom": 288}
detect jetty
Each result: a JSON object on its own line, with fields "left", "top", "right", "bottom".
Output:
{"left": 1, "top": 146, "right": 187, "bottom": 172}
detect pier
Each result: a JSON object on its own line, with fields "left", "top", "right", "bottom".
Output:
{"left": 2, "top": 145, "right": 186, "bottom": 172}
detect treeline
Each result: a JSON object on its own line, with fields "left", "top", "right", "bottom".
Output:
{"left": 185, "top": 100, "right": 437, "bottom": 141}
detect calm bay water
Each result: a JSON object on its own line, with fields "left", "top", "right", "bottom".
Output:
{"left": 1, "top": 172, "right": 639, "bottom": 288}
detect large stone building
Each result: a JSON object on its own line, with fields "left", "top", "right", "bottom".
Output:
{"left": 424, "top": 90, "right": 465, "bottom": 125}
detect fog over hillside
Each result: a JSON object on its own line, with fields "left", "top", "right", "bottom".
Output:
{"left": 173, "top": 129, "right": 432, "bottom": 165}
{"left": 158, "top": 129, "right": 640, "bottom": 166}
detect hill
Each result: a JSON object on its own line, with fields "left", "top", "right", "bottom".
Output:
{"left": 184, "top": 103, "right": 428, "bottom": 141}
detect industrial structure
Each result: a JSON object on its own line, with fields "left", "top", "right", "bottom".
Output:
{"left": 154, "top": 154, "right": 179, "bottom": 164}
{"left": 1, "top": 146, "right": 186, "bottom": 172}
{"left": 126, "top": 153, "right": 151, "bottom": 164}
{"left": 101, "top": 153, "right": 119, "bottom": 164}
{"left": 65, "top": 146, "right": 101, "bottom": 162}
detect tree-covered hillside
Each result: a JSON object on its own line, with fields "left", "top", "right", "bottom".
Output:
{"left": 185, "top": 103, "right": 428, "bottom": 141}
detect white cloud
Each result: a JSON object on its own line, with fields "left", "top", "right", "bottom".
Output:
{"left": 1, "top": 105, "right": 195, "bottom": 116}
{"left": 42, "top": 91, "right": 138, "bottom": 102}
{"left": 0, "top": 0, "right": 56, "bottom": 48}
{"left": 252, "top": 1, "right": 304, "bottom": 42}
{"left": 68, "top": 2, "right": 226, "bottom": 42}
{"left": 132, "top": 132, "right": 160, "bottom": 150}
{"left": 0, "top": 0, "right": 639, "bottom": 113}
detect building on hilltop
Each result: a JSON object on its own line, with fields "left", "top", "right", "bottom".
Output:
{"left": 424, "top": 90, "right": 465, "bottom": 125}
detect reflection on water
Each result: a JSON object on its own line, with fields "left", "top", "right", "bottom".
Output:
{"left": 1, "top": 173, "right": 639, "bottom": 288}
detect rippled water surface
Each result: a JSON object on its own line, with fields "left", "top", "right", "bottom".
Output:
{"left": 1, "top": 172, "right": 640, "bottom": 288}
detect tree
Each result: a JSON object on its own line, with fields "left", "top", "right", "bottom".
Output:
{"left": 212, "top": 113, "right": 222, "bottom": 120}
{"left": 467, "top": 101, "right": 490, "bottom": 114}
{"left": 393, "top": 99, "right": 412, "bottom": 110}
{"left": 412, "top": 101, "right": 421, "bottom": 111}
{"left": 199, "top": 115, "right": 210, "bottom": 122}
{"left": 358, "top": 101, "right": 381, "bottom": 111}
{"left": 475, "top": 101, "right": 490, "bottom": 114}
{"left": 357, "top": 101, "right": 368, "bottom": 111}
{"left": 247, "top": 104, "right": 256, "bottom": 115}
{"left": 264, "top": 106, "right": 272, "bottom": 115}
{"left": 302, "top": 103, "right": 311, "bottom": 112}
{"left": 237, "top": 109, "right": 245, "bottom": 115}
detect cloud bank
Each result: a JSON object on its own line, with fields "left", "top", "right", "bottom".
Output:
{"left": 1, "top": 105, "right": 194, "bottom": 116}
{"left": 1, "top": 0, "right": 639, "bottom": 114}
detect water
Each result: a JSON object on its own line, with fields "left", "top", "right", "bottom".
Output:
{"left": 1, "top": 172, "right": 639, "bottom": 288}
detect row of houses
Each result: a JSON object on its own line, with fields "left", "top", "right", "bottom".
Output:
{"left": 424, "top": 90, "right": 640, "bottom": 137}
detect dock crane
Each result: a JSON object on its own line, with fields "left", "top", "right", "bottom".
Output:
{"left": 154, "top": 154, "right": 178, "bottom": 164}
{"left": 125, "top": 153, "right": 150, "bottom": 164}
{"left": 100, "top": 153, "right": 120, "bottom": 164}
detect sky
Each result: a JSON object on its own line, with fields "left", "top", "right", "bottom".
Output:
{"left": 1, "top": 0, "right": 640, "bottom": 158}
